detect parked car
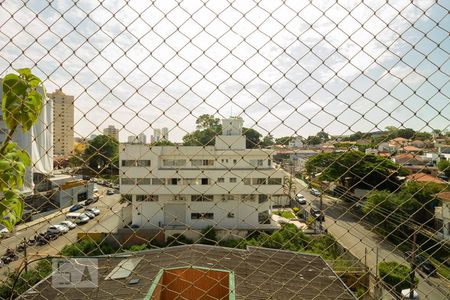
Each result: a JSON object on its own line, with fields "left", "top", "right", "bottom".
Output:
{"left": 106, "top": 189, "right": 114, "bottom": 195}
{"left": 295, "top": 194, "right": 307, "bottom": 205}
{"left": 83, "top": 210, "right": 96, "bottom": 219}
{"left": 47, "top": 224, "right": 69, "bottom": 235}
{"left": 59, "top": 220, "right": 77, "bottom": 229}
{"left": 66, "top": 212, "right": 90, "bottom": 225}
{"left": 69, "top": 203, "right": 84, "bottom": 212}
{"left": 405, "top": 251, "right": 436, "bottom": 276}
{"left": 309, "top": 188, "right": 321, "bottom": 197}
{"left": 310, "top": 207, "right": 325, "bottom": 221}
{"left": 401, "top": 289, "right": 420, "bottom": 299}
{"left": 85, "top": 207, "right": 100, "bottom": 216}
{"left": 85, "top": 198, "right": 95, "bottom": 205}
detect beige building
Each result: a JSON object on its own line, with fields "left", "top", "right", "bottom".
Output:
{"left": 49, "top": 89, "right": 74, "bottom": 157}
{"left": 103, "top": 125, "right": 119, "bottom": 140}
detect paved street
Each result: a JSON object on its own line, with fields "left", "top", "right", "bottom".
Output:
{"left": 292, "top": 177, "right": 449, "bottom": 300}
{"left": 0, "top": 186, "right": 124, "bottom": 281}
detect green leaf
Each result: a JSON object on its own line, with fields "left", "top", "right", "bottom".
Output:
{"left": 0, "top": 190, "right": 23, "bottom": 231}
{"left": 16, "top": 68, "right": 31, "bottom": 77}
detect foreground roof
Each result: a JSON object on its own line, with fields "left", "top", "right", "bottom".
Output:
{"left": 20, "top": 245, "right": 356, "bottom": 300}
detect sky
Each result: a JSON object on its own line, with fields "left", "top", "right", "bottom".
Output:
{"left": 0, "top": 0, "right": 449, "bottom": 142}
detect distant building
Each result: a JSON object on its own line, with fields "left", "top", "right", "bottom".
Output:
{"left": 288, "top": 136, "right": 303, "bottom": 148}
{"left": 162, "top": 127, "right": 169, "bottom": 140}
{"left": 49, "top": 89, "right": 74, "bottom": 156}
{"left": 435, "top": 192, "right": 450, "bottom": 240}
{"left": 127, "top": 133, "right": 147, "bottom": 144}
{"left": 103, "top": 125, "right": 119, "bottom": 141}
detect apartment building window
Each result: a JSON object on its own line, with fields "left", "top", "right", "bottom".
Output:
{"left": 121, "top": 178, "right": 135, "bottom": 185}
{"left": 152, "top": 178, "right": 165, "bottom": 185}
{"left": 253, "top": 178, "right": 267, "bottom": 185}
{"left": 191, "top": 213, "right": 214, "bottom": 220}
{"left": 250, "top": 159, "right": 264, "bottom": 167}
{"left": 168, "top": 178, "right": 181, "bottom": 185}
{"left": 136, "top": 160, "right": 151, "bottom": 167}
{"left": 268, "top": 178, "right": 282, "bottom": 185}
{"left": 183, "top": 178, "right": 199, "bottom": 185}
{"left": 173, "top": 195, "right": 186, "bottom": 201}
{"left": 221, "top": 195, "right": 234, "bottom": 201}
{"left": 137, "top": 178, "right": 151, "bottom": 185}
{"left": 229, "top": 178, "right": 237, "bottom": 183}
{"left": 227, "top": 212, "right": 235, "bottom": 218}
{"left": 191, "top": 159, "right": 214, "bottom": 166}
{"left": 136, "top": 195, "right": 158, "bottom": 202}
{"left": 241, "top": 194, "right": 256, "bottom": 202}
{"left": 268, "top": 159, "right": 272, "bottom": 166}
{"left": 258, "top": 211, "right": 270, "bottom": 224}
{"left": 233, "top": 159, "right": 237, "bottom": 164}
{"left": 122, "top": 160, "right": 136, "bottom": 167}
{"left": 163, "top": 159, "right": 186, "bottom": 167}
{"left": 258, "top": 194, "right": 268, "bottom": 203}
{"left": 191, "top": 195, "right": 214, "bottom": 202}
{"left": 201, "top": 178, "right": 209, "bottom": 185}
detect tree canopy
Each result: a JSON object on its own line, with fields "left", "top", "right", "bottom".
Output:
{"left": 83, "top": 135, "right": 119, "bottom": 174}
{"left": 305, "top": 150, "right": 406, "bottom": 190}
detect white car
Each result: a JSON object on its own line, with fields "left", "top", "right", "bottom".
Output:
{"left": 47, "top": 224, "right": 69, "bottom": 234}
{"left": 66, "top": 213, "right": 90, "bottom": 225}
{"left": 83, "top": 211, "right": 95, "bottom": 219}
{"left": 85, "top": 207, "right": 100, "bottom": 216}
{"left": 59, "top": 220, "right": 76, "bottom": 229}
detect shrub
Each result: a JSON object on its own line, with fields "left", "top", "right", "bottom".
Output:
{"left": 127, "top": 244, "right": 148, "bottom": 252}
{"left": 60, "top": 239, "right": 115, "bottom": 256}
{"left": 379, "top": 262, "right": 418, "bottom": 293}
{"left": 200, "top": 225, "right": 217, "bottom": 245}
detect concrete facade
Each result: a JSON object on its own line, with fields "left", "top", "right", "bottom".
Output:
{"left": 49, "top": 89, "right": 74, "bottom": 156}
{"left": 103, "top": 125, "right": 119, "bottom": 141}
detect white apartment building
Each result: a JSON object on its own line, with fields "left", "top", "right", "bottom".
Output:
{"left": 103, "top": 125, "right": 119, "bottom": 141}
{"left": 49, "top": 89, "right": 74, "bottom": 156}
{"left": 120, "top": 117, "right": 288, "bottom": 230}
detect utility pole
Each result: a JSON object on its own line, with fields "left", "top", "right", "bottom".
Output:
{"left": 319, "top": 193, "right": 323, "bottom": 232}
{"left": 409, "top": 231, "right": 417, "bottom": 299}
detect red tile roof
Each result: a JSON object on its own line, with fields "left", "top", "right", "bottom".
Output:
{"left": 406, "top": 173, "right": 446, "bottom": 184}
{"left": 436, "top": 192, "right": 450, "bottom": 202}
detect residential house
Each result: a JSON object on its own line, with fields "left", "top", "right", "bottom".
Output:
{"left": 435, "top": 192, "right": 450, "bottom": 240}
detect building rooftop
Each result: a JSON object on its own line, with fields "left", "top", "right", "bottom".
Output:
{"left": 406, "top": 173, "right": 447, "bottom": 184}
{"left": 436, "top": 192, "right": 450, "bottom": 202}
{"left": 20, "top": 245, "right": 356, "bottom": 300}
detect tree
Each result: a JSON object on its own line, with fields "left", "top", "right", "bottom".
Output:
{"left": 438, "top": 160, "right": 450, "bottom": 178}
{"left": 261, "top": 134, "right": 274, "bottom": 147}
{"left": 316, "top": 131, "right": 330, "bottom": 141}
{"left": 414, "top": 132, "right": 432, "bottom": 141}
{"left": 305, "top": 135, "right": 322, "bottom": 145}
{"left": 396, "top": 128, "right": 415, "bottom": 139}
{"left": 305, "top": 151, "right": 405, "bottom": 190}
{"left": 243, "top": 127, "right": 261, "bottom": 149}
{"left": 83, "top": 135, "right": 119, "bottom": 174}
{"left": 152, "top": 140, "right": 175, "bottom": 146}
{"left": 275, "top": 136, "right": 294, "bottom": 145}
{"left": 196, "top": 114, "right": 220, "bottom": 130}
{"left": 0, "top": 68, "right": 44, "bottom": 230}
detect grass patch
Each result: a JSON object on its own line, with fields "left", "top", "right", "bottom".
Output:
{"left": 422, "top": 253, "right": 450, "bottom": 280}
{"left": 273, "top": 211, "right": 295, "bottom": 219}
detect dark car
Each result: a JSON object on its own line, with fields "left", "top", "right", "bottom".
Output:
{"left": 69, "top": 203, "right": 84, "bottom": 212}
{"left": 310, "top": 207, "right": 325, "bottom": 222}
{"left": 85, "top": 198, "right": 95, "bottom": 205}
{"left": 405, "top": 251, "right": 436, "bottom": 276}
